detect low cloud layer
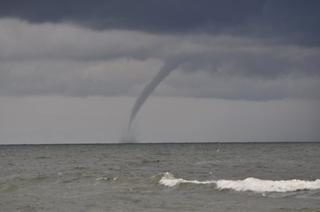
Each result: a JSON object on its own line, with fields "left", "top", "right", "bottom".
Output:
{"left": 0, "top": 18, "right": 319, "bottom": 100}
{"left": 1, "top": 0, "right": 319, "bottom": 45}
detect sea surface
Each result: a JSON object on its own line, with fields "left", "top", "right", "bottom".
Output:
{"left": 0, "top": 143, "right": 319, "bottom": 212}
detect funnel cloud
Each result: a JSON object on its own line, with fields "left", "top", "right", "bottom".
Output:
{"left": 128, "top": 61, "right": 180, "bottom": 130}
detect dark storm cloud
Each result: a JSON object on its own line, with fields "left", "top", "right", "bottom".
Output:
{"left": 1, "top": 0, "right": 319, "bottom": 45}
{"left": 0, "top": 1, "right": 319, "bottom": 100}
{"left": 0, "top": 20, "right": 319, "bottom": 100}
{"left": 0, "top": 0, "right": 266, "bottom": 29}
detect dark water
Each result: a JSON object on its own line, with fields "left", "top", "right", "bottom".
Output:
{"left": 0, "top": 143, "right": 319, "bottom": 212}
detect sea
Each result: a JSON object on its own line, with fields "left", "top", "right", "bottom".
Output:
{"left": 0, "top": 143, "right": 319, "bottom": 212}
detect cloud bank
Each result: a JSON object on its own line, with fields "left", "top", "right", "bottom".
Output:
{"left": 0, "top": 18, "right": 319, "bottom": 100}
{"left": 1, "top": 0, "right": 319, "bottom": 44}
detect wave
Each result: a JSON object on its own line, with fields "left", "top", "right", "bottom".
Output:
{"left": 159, "top": 172, "right": 216, "bottom": 187}
{"left": 159, "top": 172, "right": 320, "bottom": 193}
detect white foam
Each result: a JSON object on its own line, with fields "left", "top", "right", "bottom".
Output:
{"left": 159, "top": 172, "right": 216, "bottom": 187}
{"left": 216, "top": 177, "right": 320, "bottom": 193}
{"left": 159, "top": 172, "right": 320, "bottom": 193}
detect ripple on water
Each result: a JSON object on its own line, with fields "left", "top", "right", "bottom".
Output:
{"left": 0, "top": 175, "right": 48, "bottom": 193}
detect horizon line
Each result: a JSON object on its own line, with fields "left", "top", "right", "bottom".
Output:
{"left": 0, "top": 140, "right": 319, "bottom": 146}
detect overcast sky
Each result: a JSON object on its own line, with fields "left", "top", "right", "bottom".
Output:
{"left": 0, "top": 0, "right": 319, "bottom": 143}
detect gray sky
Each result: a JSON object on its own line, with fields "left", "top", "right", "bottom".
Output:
{"left": 0, "top": 0, "right": 319, "bottom": 143}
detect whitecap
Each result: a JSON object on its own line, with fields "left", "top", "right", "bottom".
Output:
{"left": 216, "top": 177, "right": 320, "bottom": 193}
{"left": 159, "top": 172, "right": 320, "bottom": 193}
{"left": 159, "top": 172, "right": 216, "bottom": 187}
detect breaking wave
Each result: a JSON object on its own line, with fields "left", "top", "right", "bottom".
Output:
{"left": 159, "top": 172, "right": 216, "bottom": 187}
{"left": 159, "top": 172, "right": 320, "bottom": 193}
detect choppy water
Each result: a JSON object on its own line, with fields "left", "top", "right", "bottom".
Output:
{"left": 0, "top": 143, "right": 319, "bottom": 212}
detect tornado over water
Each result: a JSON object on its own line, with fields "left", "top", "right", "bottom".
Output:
{"left": 128, "top": 61, "right": 179, "bottom": 130}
